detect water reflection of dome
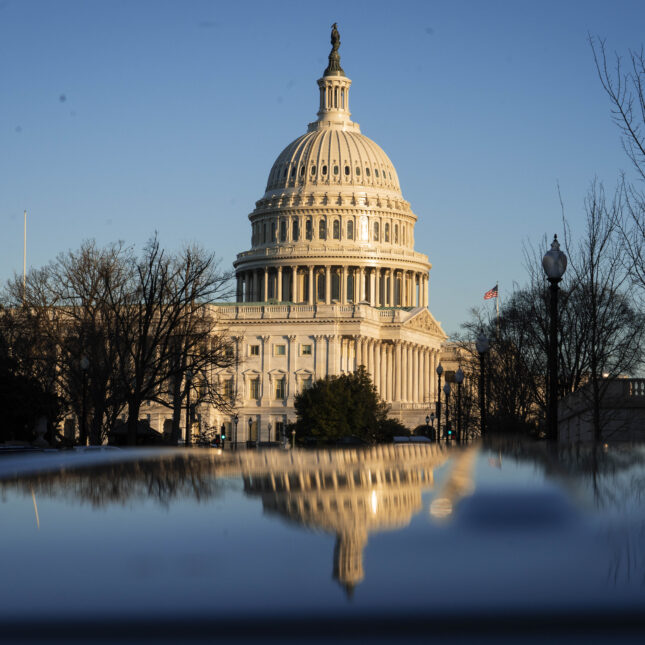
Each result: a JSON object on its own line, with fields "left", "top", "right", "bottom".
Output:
{"left": 240, "top": 444, "right": 449, "bottom": 593}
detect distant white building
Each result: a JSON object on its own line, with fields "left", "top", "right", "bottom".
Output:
{"left": 150, "top": 27, "right": 448, "bottom": 442}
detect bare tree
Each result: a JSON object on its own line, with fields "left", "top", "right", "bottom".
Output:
{"left": 103, "top": 236, "right": 237, "bottom": 445}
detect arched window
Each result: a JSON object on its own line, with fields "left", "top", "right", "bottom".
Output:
{"left": 333, "top": 220, "right": 340, "bottom": 240}
{"left": 373, "top": 222, "right": 380, "bottom": 242}
{"left": 384, "top": 223, "right": 390, "bottom": 243}
{"left": 311, "top": 165, "right": 316, "bottom": 175}
{"left": 402, "top": 225, "right": 406, "bottom": 245}
{"left": 375, "top": 168, "right": 379, "bottom": 178}
{"left": 394, "top": 224, "right": 399, "bottom": 244}
{"left": 292, "top": 218, "right": 299, "bottom": 241}
{"left": 333, "top": 165, "right": 339, "bottom": 175}
{"left": 271, "top": 221, "right": 276, "bottom": 242}
{"left": 290, "top": 166, "right": 296, "bottom": 178}
{"left": 322, "top": 165, "right": 327, "bottom": 175}
{"left": 262, "top": 222, "right": 267, "bottom": 243}
{"left": 300, "top": 165, "right": 305, "bottom": 177}
{"left": 280, "top": 220, "right": 287, "bottom": 242}
{"left": 305, "top": 218, "right": 313, "bottom": 240}
{"left": 319, "top": 219, "right": 327, "bottom": 240}
{"left": 355, "top": 167, "right": 361, "bottom": 176}
{"left": 341, "top": 88, "right": 345, "bottom": 108}
{"left": 344, "top": 165, "right": 350, "bottom": 176}
{"left": 365, "top": 167, "right": 370, "bottom": 177}
{"left": 347, "top": 220, "right": 354, "bottom": 240}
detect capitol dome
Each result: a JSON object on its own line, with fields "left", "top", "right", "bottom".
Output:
{"left": 234, "top": 23, "right": 434, "bottom": 314}
{"left": 264, "top": 128, "right": 401, "bottom": 196}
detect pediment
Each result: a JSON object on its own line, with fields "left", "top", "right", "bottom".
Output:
{"left": 403, "top": 309, "right": 448, "bottom": 339}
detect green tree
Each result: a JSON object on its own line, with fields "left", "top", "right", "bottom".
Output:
{"left": 293, "top": 366, "right": 407, "bottom": 444}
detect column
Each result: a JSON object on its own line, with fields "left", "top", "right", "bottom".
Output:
{"left": 374, "top": 342, "right": 381, "bottom": 395}
{"left": 313, "top": 335, "right": 324, "bottom": 379}
{"left": 415, "top": 346, "right": 421, "bottom": 403}
{"left": 263, "top": 269, "right": 269, "bottom": 302}
{"left": 388, "top": 269, "right": 394, "bottom": 307}
{"left": 244, "top": 272, "right": 251, "bottom": 302}
{"left": 407, "top": 344, "right": 413, "bottom": 402}
{"left": 308, "top": 266, "right": 314, "bottom": 305}
{"left": 379, "top": 343, "right": 387, "bottom": 397}
{"left": 287, "top": 335, "right": 296, "bottom": 402}
{"left": 394, "top": 342, "right": 401, "bottom": 402}
{"left": 423, "top": 275, "right": 429, "bottom": 307}
{"left": 356, "top": 337, "right": 363, "bottom": 370}
{"left": 325, "top": 266, "right": 331, "bottom": 304}
{"left": 358, "top": 267, "right": 365, "bottom": 303}
{"left": 386, "top": 344, "right": 393, "bottom": 402}
{"left": 401, "top": 342, "right": 408, "bottom": 402}
{"left": 277, "top": 266, "right": 283, "bottom": 301}
{"left": 260, "top": 335, "right": 270, "bottom": 405}
{"left": 236, "top": 274, "right": 243, "bottom": 302}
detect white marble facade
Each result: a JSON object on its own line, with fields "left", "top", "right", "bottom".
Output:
{"left": 150, "top": 29, "right": 448, "bottom": 442}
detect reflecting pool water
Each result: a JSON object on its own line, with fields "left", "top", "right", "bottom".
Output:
{"left": 2, "top": 441, "right": 645, "bottom": 642}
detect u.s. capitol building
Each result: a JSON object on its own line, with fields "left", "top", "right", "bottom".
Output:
{"left": 204, "top": 26, "right": 447, "bottom": 442}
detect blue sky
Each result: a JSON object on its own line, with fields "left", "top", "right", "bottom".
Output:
{"left": 1, "top": 0, "right": 644, "bottom": 335}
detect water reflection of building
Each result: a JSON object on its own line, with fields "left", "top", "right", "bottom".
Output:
{"left": 239, "top": 444, "right": 450, "bottom": 593}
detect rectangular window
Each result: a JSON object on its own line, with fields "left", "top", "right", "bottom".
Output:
{"left": 274, "top": 344, "right": 286, "bottom": 356}
{"left": 249, "top": 344, "right": 260, "bottom": 356}
{"left": 292, "top": 219, "right": 299, "bottom": 241}
{"left": 275, "top": 377, "right": 285, "bottom": 400}
{"left": 301, "top": 344, "right": 312, "bottom": 355}
{"left": 223, "top": 379, "right": 234, "bottom": 400}
{"left": 249, "top": 378, "right": 260, "bottom": 400}
{"left": 280, "top": 220, "right": 287, "bottom": 242}
{"left": 303, "top": 377, "right": 312, "bottom": 390}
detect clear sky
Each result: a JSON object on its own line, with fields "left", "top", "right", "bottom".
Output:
{"left": 1, "top": 0, "right": 644, "bottom": 335}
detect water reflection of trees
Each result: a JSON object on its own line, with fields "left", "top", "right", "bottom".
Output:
{"left": 489, "top": 437, "right": 645, "bottom": 588}
{"left": 0, "top": 454, "right": 225, "bottom": 509}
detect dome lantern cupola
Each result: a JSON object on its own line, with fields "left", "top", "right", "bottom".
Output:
{"left": 310, "top": 23, "right": 355, "bottom": 132}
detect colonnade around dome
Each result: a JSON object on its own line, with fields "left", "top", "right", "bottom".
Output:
{"left": 236, "top": 264, "right": 428, "bottom": 308}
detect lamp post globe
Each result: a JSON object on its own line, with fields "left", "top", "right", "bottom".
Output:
{"left": 249, "top": 417, "right": 255, "bottom": 448}
{"left": 475, "top": 333, "right": 489, "bottom": 438}
{"left": 233, "top": 413, "right": 239, "bottom": 450}
{"left": 436, "top": 363, "right": 444, "bottom": 443}
{"left": 542, "top": 234, "right": 567, "bottom": 441}
{"left": 455, "top": 367, "right": 464, "bottom": 444}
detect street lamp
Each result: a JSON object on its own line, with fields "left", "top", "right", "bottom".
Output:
{"left": 436, "top": 363, "right": 444, "bottom": 443}
{"left": 475, "top": 333, "right": 490, "bottom": 438}
{"left": 80, "top": 355, "right": 89, "bottom": 446}
{"left": 233, "top": 413, "right": 239, "bottom": 450}
{"left": 542, "top": 234, "right": 567, "bottom": 441}
{"left": 185, "top": 369, "right": 193, "bottom": 446}
{"left": 455, "top": 366, "right": 465, "bottom": 444}
{"left": 249, "top": 417, "right": 254, "bottom": 448}
{"left": 430, "top": 412, "right": 435, "bottom": 441}
{"left": 291, "top": 429, "right": 296, "bottom": 449}
{"left": 443, "top": 382, "right": 452, "bottom": 442}
{"left": 425, "top": 415, "right": 430, "bottom": 438}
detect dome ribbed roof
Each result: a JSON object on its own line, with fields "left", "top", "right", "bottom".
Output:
{"left": 265, "top": 128, "right": 401, "bottom": 195}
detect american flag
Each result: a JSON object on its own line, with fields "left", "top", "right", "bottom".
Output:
{"left": 484, "top": 285, "right": 498, "bottom": 300}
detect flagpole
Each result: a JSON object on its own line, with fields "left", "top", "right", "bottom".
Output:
{"left": 496, "top": 282, "right": 499, "bottom": 336}
{"left": 23, "top": 210, "right": 27, "bottom": 303}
